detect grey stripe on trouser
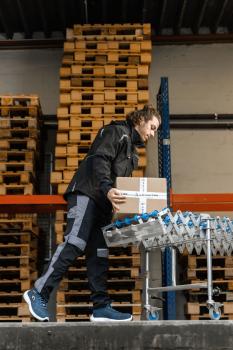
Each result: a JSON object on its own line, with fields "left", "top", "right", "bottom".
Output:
{"left": 35, "top": 195, "right": 89, "bottom": 294}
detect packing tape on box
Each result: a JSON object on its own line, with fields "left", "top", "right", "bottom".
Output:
{"left": 119, "top": 178, "right": 167, "bottom": 213}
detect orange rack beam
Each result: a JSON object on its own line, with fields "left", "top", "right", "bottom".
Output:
{"left": 0, "top": 195, "right": 67, "bottom": 213}
{"left": 170, "top": 193, "right": 233, "bottom": 212}
{"left": 1, "top": 193, "right": 233, "bottom": 213}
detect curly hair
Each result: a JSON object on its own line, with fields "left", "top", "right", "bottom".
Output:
{"left": 126, "top": 104, "right": 161, "bottom": 126}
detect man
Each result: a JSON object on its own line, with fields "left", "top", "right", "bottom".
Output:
{"left": 23, "top": 104, "right": 161, "bottom": 322}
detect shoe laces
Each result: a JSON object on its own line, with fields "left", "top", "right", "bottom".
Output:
{"left": 36, "top": 292, "right": 48, "bottom": 308}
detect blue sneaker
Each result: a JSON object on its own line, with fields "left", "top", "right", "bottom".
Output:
{"left": 23, "top": 288, "right": 49, "bottom": 321}
{"left": 90, "top": 304, "right": 133, "bottom": 322}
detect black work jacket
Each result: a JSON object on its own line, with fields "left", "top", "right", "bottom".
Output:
{"left": 64, "top": 120, "right": 144, "bottom": 211}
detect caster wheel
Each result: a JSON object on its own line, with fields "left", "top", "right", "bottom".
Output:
{"left": 209, "top": 307, "right": 221, "bottom": 320}
{"left": 146, "top": 311, "right": 159, "bottom": 321}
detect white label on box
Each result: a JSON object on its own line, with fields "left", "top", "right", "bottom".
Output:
{"left": 119, "top": 190, "right": 167, "bottom": 200}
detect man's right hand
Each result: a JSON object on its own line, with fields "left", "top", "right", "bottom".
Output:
{"left": 107, "top": 188, "right": 126, "bottom": 212}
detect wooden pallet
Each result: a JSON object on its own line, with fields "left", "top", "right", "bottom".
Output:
{"left": 0, "top": 243, "right": 30, "bottom": 256}
{"left": 67, "top": 23, "right": 150, "bottom": 40}
{"left": 0, "top": 183, "right": 34, "bottom": 195}
{"left": 57, "top": 288, "right": 141, "bottom": 303}
{"left": 0, "top": 150, "right": 35, "bottom": 162}
{"left": 0, "top": 266, "right": 30, "bottom": 280}
{"left": 0, "top": 106, "right": 40, "bottom": 118}
{"left": 0, "top": 302, "right": 30, "bottom": 317}
{"left": 190, "top": 278, "right": 233, "bottom": 292}
{"left": 188, "top": 313, "right": 233, "bottom": 320}
{"left": 0, "top": 128, "right": 39, "bottom": 139}
{"left": 132, "top": 168, "right": 145, "bottom": 177}
{"left": 61, "top": 65, "right": 149, "bottom": 78}
{"left": 187, "top": 267, "right": 233, "bottom": 280}
{"left": 65, "top": 265, "right": 140, "bottom": 279}
{"left": 57, "top": 118, "right": 104, "bottom": 130}
{"left": 0, "top": 232, "right": 38, "bottom": 247}
{"left": 0, "top": 138, "right": 37, "bottom": 151}
{"left": 0, "top": 291, "right": 24, "bottom": 303}
{"left": 187, "top": 255, "right": 233, "bottom": 268}
{"left": 56, "top": 130, "right": 98, "bottom": 144}
{"left": 57, "top": 103, "right": 143, "bottom": 117}
{"left": 0, "top": 117, "right": 38, "bottom": 129}
{"left": 0, "top": 171, "right": 33, "bottom": 184}
{"left": 0, "top": 315, "right": 31, "bottom": 322}
{"left": 60, "top": 276, "right": 143, "bottom": 292}
{"left": 0, "top": 255, "right": 34, "bottom": 268}
{"left": 186, "top": 301, "right": 233, "bottom": 316}
{"left": 57, "top": 302, "right": 141, "bottom": 319}
{"left": 0, "top": 218, "right": 38, "bottom": 233}
{"left": 60, "top": 78, "right": 148, "bottom": 91}
{"left": 0, "top": 279, "right": 31, "bottom": 292}
{"left": 0, "top": 95, "right": 40, "bottom": 107}
{"left": 60, "top": 90, "right": 149, "bottom": 105}
{"left": 0, "top": 161, "right": 34, "bottom": 172}
{"left": 188, "top": 291, "right": 233, "bottom": 303}
{"left": 64, "top": 40, "right": 152, "bottom": 52}
{"left": 56, "top": 313, "right": 141, "bottom": 322}
{"left": 68, "top": 51, "right": 151, "bottom": 64}
{"left": 53, "top": 157, "right": 146, "bottom": 175}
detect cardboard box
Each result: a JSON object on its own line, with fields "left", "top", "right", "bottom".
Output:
{"left": 116, "top": 177, "right": 167, "bottom": 214}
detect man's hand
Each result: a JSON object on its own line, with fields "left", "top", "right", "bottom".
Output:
{"left": 107, "top": 188, "right": 126, "bottom": 212}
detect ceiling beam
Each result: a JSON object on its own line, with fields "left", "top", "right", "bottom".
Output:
{"left": 58, "top": 0, "right": 66, "bottom": 35}
{"left": 121, "top": 0, "right": 128, "bottom": 23}
{"left": 174, "top": 0, "right": 188, "bottom": 35}
{"left": 153, "top": 32, "right": 233, "bottom": 44}
{"left": 210, "top": 0, "right": 229, "bottom": 34}
{"left": 158, "top": 0, "right": 168, "bottom": 35}
{"left": 0, "top": 3, "right": 13, "bottom": 39}
{"left": 16, "top": 0, "right": 32, "bottom": 38}
{"left": 101, "top": 0, "right": 108, "bottom": 23}
{"left": 192, "top": 0, "right": 209, "bottom": 34}
{"left": 227, "top": 10, "right": 233, "bottom": 33}
{"left": 36, "top": 0, "right": 50, "bottom": 38}
{"left": 142, "top": 0, "right": 150, "bottom": 23}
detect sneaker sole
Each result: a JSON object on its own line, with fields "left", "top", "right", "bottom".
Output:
{"left": 90, "top": 315, "right": 133, "bottom": 322}
{"left": 23, "top": 290, "right": 49, "bottom": 322}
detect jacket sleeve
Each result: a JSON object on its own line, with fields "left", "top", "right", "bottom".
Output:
{"left": 89, "top": 126, "right": 123, "bottom": 197}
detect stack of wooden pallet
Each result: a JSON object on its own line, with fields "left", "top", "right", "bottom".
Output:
{"left": 0, "top": 215, "right": 39, "bottom": 321}
{"left": 183, "top": 254, "right": 233, "bottom": 320}
{"left": 0, "top": 95, "right": 41, "bottom": 195}
{"left": 0, "top": 95, "right": 42, "bottom": 321}
{"left": 51, "top": 23, "right": 152, "bottom": 194}
{"left": 54, "top": 23, "right": 152, "bottom": 321}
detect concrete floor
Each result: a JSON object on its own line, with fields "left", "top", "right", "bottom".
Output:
{"left": 0, "top": 321, "right": 232, "bottom": 350}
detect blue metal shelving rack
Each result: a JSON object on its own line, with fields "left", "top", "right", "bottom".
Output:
{"left": 157, "top": 77, "right": 176, "bottom": 320}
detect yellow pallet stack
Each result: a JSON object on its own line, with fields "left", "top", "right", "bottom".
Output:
{"left": 51, "top": 23, "right": 152, "bottom": 193}
{"left": 53, "top": 23, "right": 152, "bottom": 321}
{"left": 0, "top": 95, "right": 42, "bottom": 321}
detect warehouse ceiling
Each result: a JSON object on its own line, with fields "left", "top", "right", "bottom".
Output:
{"left": 0, "top": 0, "right": 233, "bottom": 45}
